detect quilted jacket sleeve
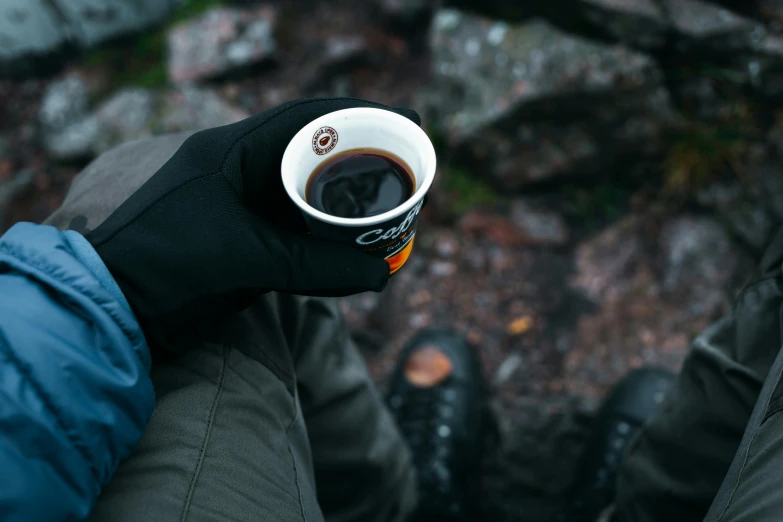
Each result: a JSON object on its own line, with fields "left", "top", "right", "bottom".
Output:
{"left": 0, "top": 223, "right": 154, "bottom": 521}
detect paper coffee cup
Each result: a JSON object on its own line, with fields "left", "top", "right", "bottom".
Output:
{"left": 281, "top": 108, "right": 437, "bottom": 273}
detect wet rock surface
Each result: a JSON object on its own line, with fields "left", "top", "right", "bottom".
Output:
{"left": 666, "top": 0, "right": 760, "bottom": 45}
{"left": 56, "top": 0, "right": 178, "bottom": 47}
{"left": 0, "top": 0, "right": 181, "bottom": 77}
{"left": 167, "top": 5, "right": 277, "bottom": 84}
{"left": 39, "top": 84, "right": 248, "bottom": 160}
{"left": 459, "top": 199, "right": 570, "bottom": 247}
{"left": 38, "top": 74, "right": 90, "bottom": 132}
{"left": 1, "top": 0, "right": 782, "bottom": 519}
{"left": 378, "top": 0, "right": 438, "bottom": 26}
{"left": 547, "top": 0, "right": 669, "bottom": 50}
{"left": 429, "top": 9, "right": 675, "bottom": 189}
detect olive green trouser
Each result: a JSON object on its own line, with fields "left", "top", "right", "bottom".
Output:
{"left": 616, "top": 225, "right": 783, "bottom": 522}
{"left": 45, "top": 133, "right": 418, "bottom": 522}
{"left": 47, "top": 131, "right": 783, "bottom": 522}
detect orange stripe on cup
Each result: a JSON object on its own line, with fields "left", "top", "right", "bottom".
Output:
{"left": 387, "top": 237, "right": 415, "bottom": 274}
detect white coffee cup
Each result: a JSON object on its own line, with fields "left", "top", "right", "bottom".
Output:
{"left": 281, "top": 108, "right": 437, "bottom": 273}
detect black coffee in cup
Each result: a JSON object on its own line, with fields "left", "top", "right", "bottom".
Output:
{"left": 306, "top": 148, "right": 415, "bottom": 219}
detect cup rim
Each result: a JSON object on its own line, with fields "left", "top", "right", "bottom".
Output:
{"left": 281, "top": 107, "right": 437, "bottom": 228}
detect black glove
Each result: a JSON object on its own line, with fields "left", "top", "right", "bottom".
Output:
{"left": 86, "top": 98, "right": 421, "bottom": 343}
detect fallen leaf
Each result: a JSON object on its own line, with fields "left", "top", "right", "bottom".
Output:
{"left": 507, "top": 315, "right": 534, "bottom": 336}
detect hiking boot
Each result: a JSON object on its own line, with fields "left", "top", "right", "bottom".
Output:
{"left": 386, "top": 328, "right": 488, "bottom": 522}
{"left": 555, "top": 368, "right": 676, "bottom": 522}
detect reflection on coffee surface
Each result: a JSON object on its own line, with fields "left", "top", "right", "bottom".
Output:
{"left": 307, "top": 148, "right": 415, "bottom": 219}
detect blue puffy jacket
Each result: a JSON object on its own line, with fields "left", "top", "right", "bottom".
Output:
{"left": 0, "top": 223, "right": 154, "bottom": 521}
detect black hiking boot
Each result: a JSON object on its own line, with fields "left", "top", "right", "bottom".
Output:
{"left": 555, "top": 368, "right": 676, "bottom": 522}
{"left": 386, "top": 328, "right": 488, "bottom": 522}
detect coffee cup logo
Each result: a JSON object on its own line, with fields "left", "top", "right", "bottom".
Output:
{"left": 312, "top": 126, "right": 338, "bottom": 155}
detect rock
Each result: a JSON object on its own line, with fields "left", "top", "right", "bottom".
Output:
{"left": 459, "top": 201, "right": 569, "bottom": 247}
{"left": 44, "top": 86, "right": 248, "bottom": 160}
{"left": 429, "top": 260, "right": 457, "bottom": 277}
{"left": 0, "top": 0, "right": 181, "bottom": 78}
{"left": 665, "top": 0, "right": 761, "bottom": 49}
{"left": 43, "top": 87, "right": 155, "bottom": 160}
{"left": 435, "top": 234, "right": 459, "bottom": 257}
{"left": 167, "top": 6, "right": 277, "bottom": 84}
{"left": 547, "top": 0, "right": 668, "bottom": 50}
{"left": 44, "top": 117, "right": 101, "bottom": 161}
{"left": 0, "top": 1, "right": 71, "bottom": 78}
{"left": 510, "top": 199, "right": 569, "bottom": 246}
{"left": 38, "top": 74, "right": 90, "bottom": 131}
{"left": 545, "top": 0, "right": 783, "bottom": 99}
{"left": 550, "top": 0, "right": 773, "bottom": 54}
{"left": 571, "top": 216, "right": 645, "bottom": 303}
{"left": 158, "top": 86, "right": 249, "bottom": 133}
{"left": 324, "top": 36, "right": 367, "bottom": 63}
{"left": 378, "top": 0, "right": 438, "bottom": 26}
{"left": 661, "top": 0, "right": 783, "bottom": 97}
{"left": 459, "top": 211, "right": 528, "bottom": 247}
{"left": 431, "top": 11, "right": 657, "bottom": 133}
{"left": 92, "top": 88, "right": 159, "bottom": 155}
{"left": 304, "top": 35, "right": 373, "bottom": 91}
{"left": 39, "top": 73, "right": 99, "bottom": 159}
{"left": 566, "top": 214, "right": 751, "bottom": 403}
{"left": 448, "top": 0, "right": 668, "bottom": 47}
{"left": 493, "top": 352, "right": 524, "bottom": 385}
{"left": 55, "top": 0, "right": 175, "bottom": 47}
{"left": 321, "top": 35, "right": 370, "bottom": 74}
{"left": 659, "top": 216, "right": 743, "bottom": 315}
{"left": 584, "top": 0, "right": 666, "bottom": 46}
{"left": 408, "top": 312, "right": 434, "bottom": 329}
{"left": 429, "top": 9, "right": 674, "bottom": 190}
{"left": 759, "top": 0, "right": 783, "bottom": 32}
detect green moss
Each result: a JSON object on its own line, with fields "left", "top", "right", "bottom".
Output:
{"left": 423, "top": 124, "right": 447, "bottom": 155}
{"left": 81, "top": 30, "right": 167, "bottom": 90}
{"left": 442, "top": 167, "right": 498, "bottom": 215}
{"left": 564, "top": 182, "right": 629, "bottom": 225}
{"left": 662, "top": 124, "right": 748, "bottom": 195}
{"left": 172, "top": 0, "right": 226, "bottom": 23}
{"left": 133, "top": 64, "right": 168, "bottom": 89}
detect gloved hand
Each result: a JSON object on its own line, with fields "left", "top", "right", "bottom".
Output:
{"left": 85, "top": 98, "right": 421, "bottom": 343}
